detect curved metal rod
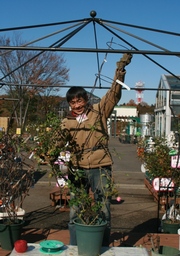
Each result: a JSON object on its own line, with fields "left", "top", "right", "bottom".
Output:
{"left": 91, "top": 38, "right": 113, "bottom": 95}
{"left": 99, "top": 22, "right": 180, "bottom": 81}
{"left": 104, "top": 22, "right": 180, "bottom": 58}
{"left": 106, "top": 42, "right": 129, "bottom": 51}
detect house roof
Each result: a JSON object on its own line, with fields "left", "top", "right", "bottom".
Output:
{"left": 157, "top": 74, "right": 180, "bottom": 115}
{"left": 159, "top": 74, "right": 180, "bottom": 90}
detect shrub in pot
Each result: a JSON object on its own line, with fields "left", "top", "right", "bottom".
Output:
{"left": 138, "top": 136, "right": 180, "bottom": 233}
{"left": 32, "top": 113, "right": 120, "bottom": 256}
{"left": 161, "top": 203, "right": 180, "bottom": 234}
{"left": 0, "top": 133, "right": 35, "bottom": 250}
{"left": 64, "top": 167, "right": 118, "bottom": 256}
{"left": 138, "top": 137, "right": 174, "bottom": 179}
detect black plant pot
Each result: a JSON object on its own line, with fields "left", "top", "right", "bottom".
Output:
{"left": 0, "top": 219, "right": 24, "bottom": 250}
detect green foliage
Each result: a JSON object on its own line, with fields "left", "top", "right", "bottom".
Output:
{"left": 65, "top": 168, "right": 118, "bottom": 225}
{"left": 32, "top": 113, "right": 64, "bottom": 162}
{"left": 138, "top": 137, "right": 174, "bottom": 178}
{"left": 32, "top": 112, "right": 119, "bottom": 226}
{"left": 0, "top": 133, "right": 35, "bottom": 223}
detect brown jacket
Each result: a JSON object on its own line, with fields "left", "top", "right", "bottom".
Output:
{"left": 61, "top": 71, "right": 125, "bottom": 169}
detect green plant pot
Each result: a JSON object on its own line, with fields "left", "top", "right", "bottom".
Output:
{"left": 152, "top": 246, "right": 180, "bottom": 256}
{"left": 0, "top": 219, "right": 24, "bottom": 250}
{"left": 162, "top": 220, "right": 180, "bottom": 234}
{"left": 74, "top": 218, "right": 107, "bottom": 256}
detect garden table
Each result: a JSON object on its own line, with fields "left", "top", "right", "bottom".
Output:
{"left": 10, "top": 243, "right": 149, "bottom": 255}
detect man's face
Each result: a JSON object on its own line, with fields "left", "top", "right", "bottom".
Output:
{"left": 69, "top": 97, "right": 87, "bottom": 115}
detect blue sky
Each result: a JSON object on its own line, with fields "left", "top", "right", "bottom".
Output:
{"left": 1, "top": 0, "right": 180, "bottom": 105}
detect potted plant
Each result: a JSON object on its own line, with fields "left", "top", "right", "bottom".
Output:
{"left": 138, "top": 137, "right": 174, "bottom": 179}
{"left": 161, "top": 202, "right": 180, "bottom": 234}
{"left": 137, "top": 136, "right": 176, "bottom": 190}
{"left": 48, "top": 165, "right": 118, "bottom": 256}
{"left": 138, "top": 136, "right": 180, "bottom": 234}
{"left": 0, "top": 132, "right": 35, "bottom": 250}
{"left": 32, "top": 113, "right": 120, "bottom": 256}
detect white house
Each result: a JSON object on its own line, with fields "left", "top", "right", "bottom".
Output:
{"left": 109, "top": 105, "right": 138, "bottom": 136}
{"left": 113, "top": 105, "right": 138, "bottom": 117}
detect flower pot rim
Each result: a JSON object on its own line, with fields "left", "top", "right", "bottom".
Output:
{"left": 0, "top": 218, "right": 25, "bottom": 226}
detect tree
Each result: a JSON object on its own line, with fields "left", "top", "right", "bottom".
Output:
{"left": 121, "top": 100, "right": 155, "bottom": 115}
{"left": 126, "top": 99, "right": 136, "bottom": 106}
{"left": 0, "top": 34, "right": 69, "bottom": 131}
{"left": 137, "top": 103, "right": 155, "bottom": 115}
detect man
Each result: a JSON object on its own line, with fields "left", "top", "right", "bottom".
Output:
{"left": 61, "top": 53, "right": 132, "bottom": 246}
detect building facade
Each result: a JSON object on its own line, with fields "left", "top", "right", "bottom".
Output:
{"left": 109, "top": 106, "right": 139, "bottom": 136}
{"left": 155, "top": 74, "right": 180, "bottom": 137}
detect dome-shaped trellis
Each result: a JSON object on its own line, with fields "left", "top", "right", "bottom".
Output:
{"left": 0, "top": 10, "right": 180, "bottom": 91}
{"left": 1, "top": 10, "right": 180, "bottom": 134}
{"left": 0, "top": 10, "right": 180, "bottom": 237}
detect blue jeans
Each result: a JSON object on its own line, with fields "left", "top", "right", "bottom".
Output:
{"left": 69, "top": 166, "right": 112, "bottom": 227}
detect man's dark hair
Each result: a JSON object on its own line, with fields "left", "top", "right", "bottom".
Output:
{"left": 66, "top": 86, "right": 88, "bottom": 103}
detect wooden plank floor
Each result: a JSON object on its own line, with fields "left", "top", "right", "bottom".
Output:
{"left": 1, "top": 229, "right": 179, "bottom": 256}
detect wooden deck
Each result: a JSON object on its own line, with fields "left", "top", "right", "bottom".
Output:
{"left": 49, "top": 186, "right": 70, "bottom": 208}
{"left": 1, "top": 229, "right": 180, "bottom": 256}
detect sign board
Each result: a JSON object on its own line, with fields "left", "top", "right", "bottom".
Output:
{"left": 152, "top": 177, "right": 174, "bottom": 191}
{"left": 0, "top": 117, "right": 9, "bottom": 132}
{"left": 171, "top": 155, "right": 180, "bottom": 168}
{"left": 16, "top": 128, "right": 21, "bottom": 135}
